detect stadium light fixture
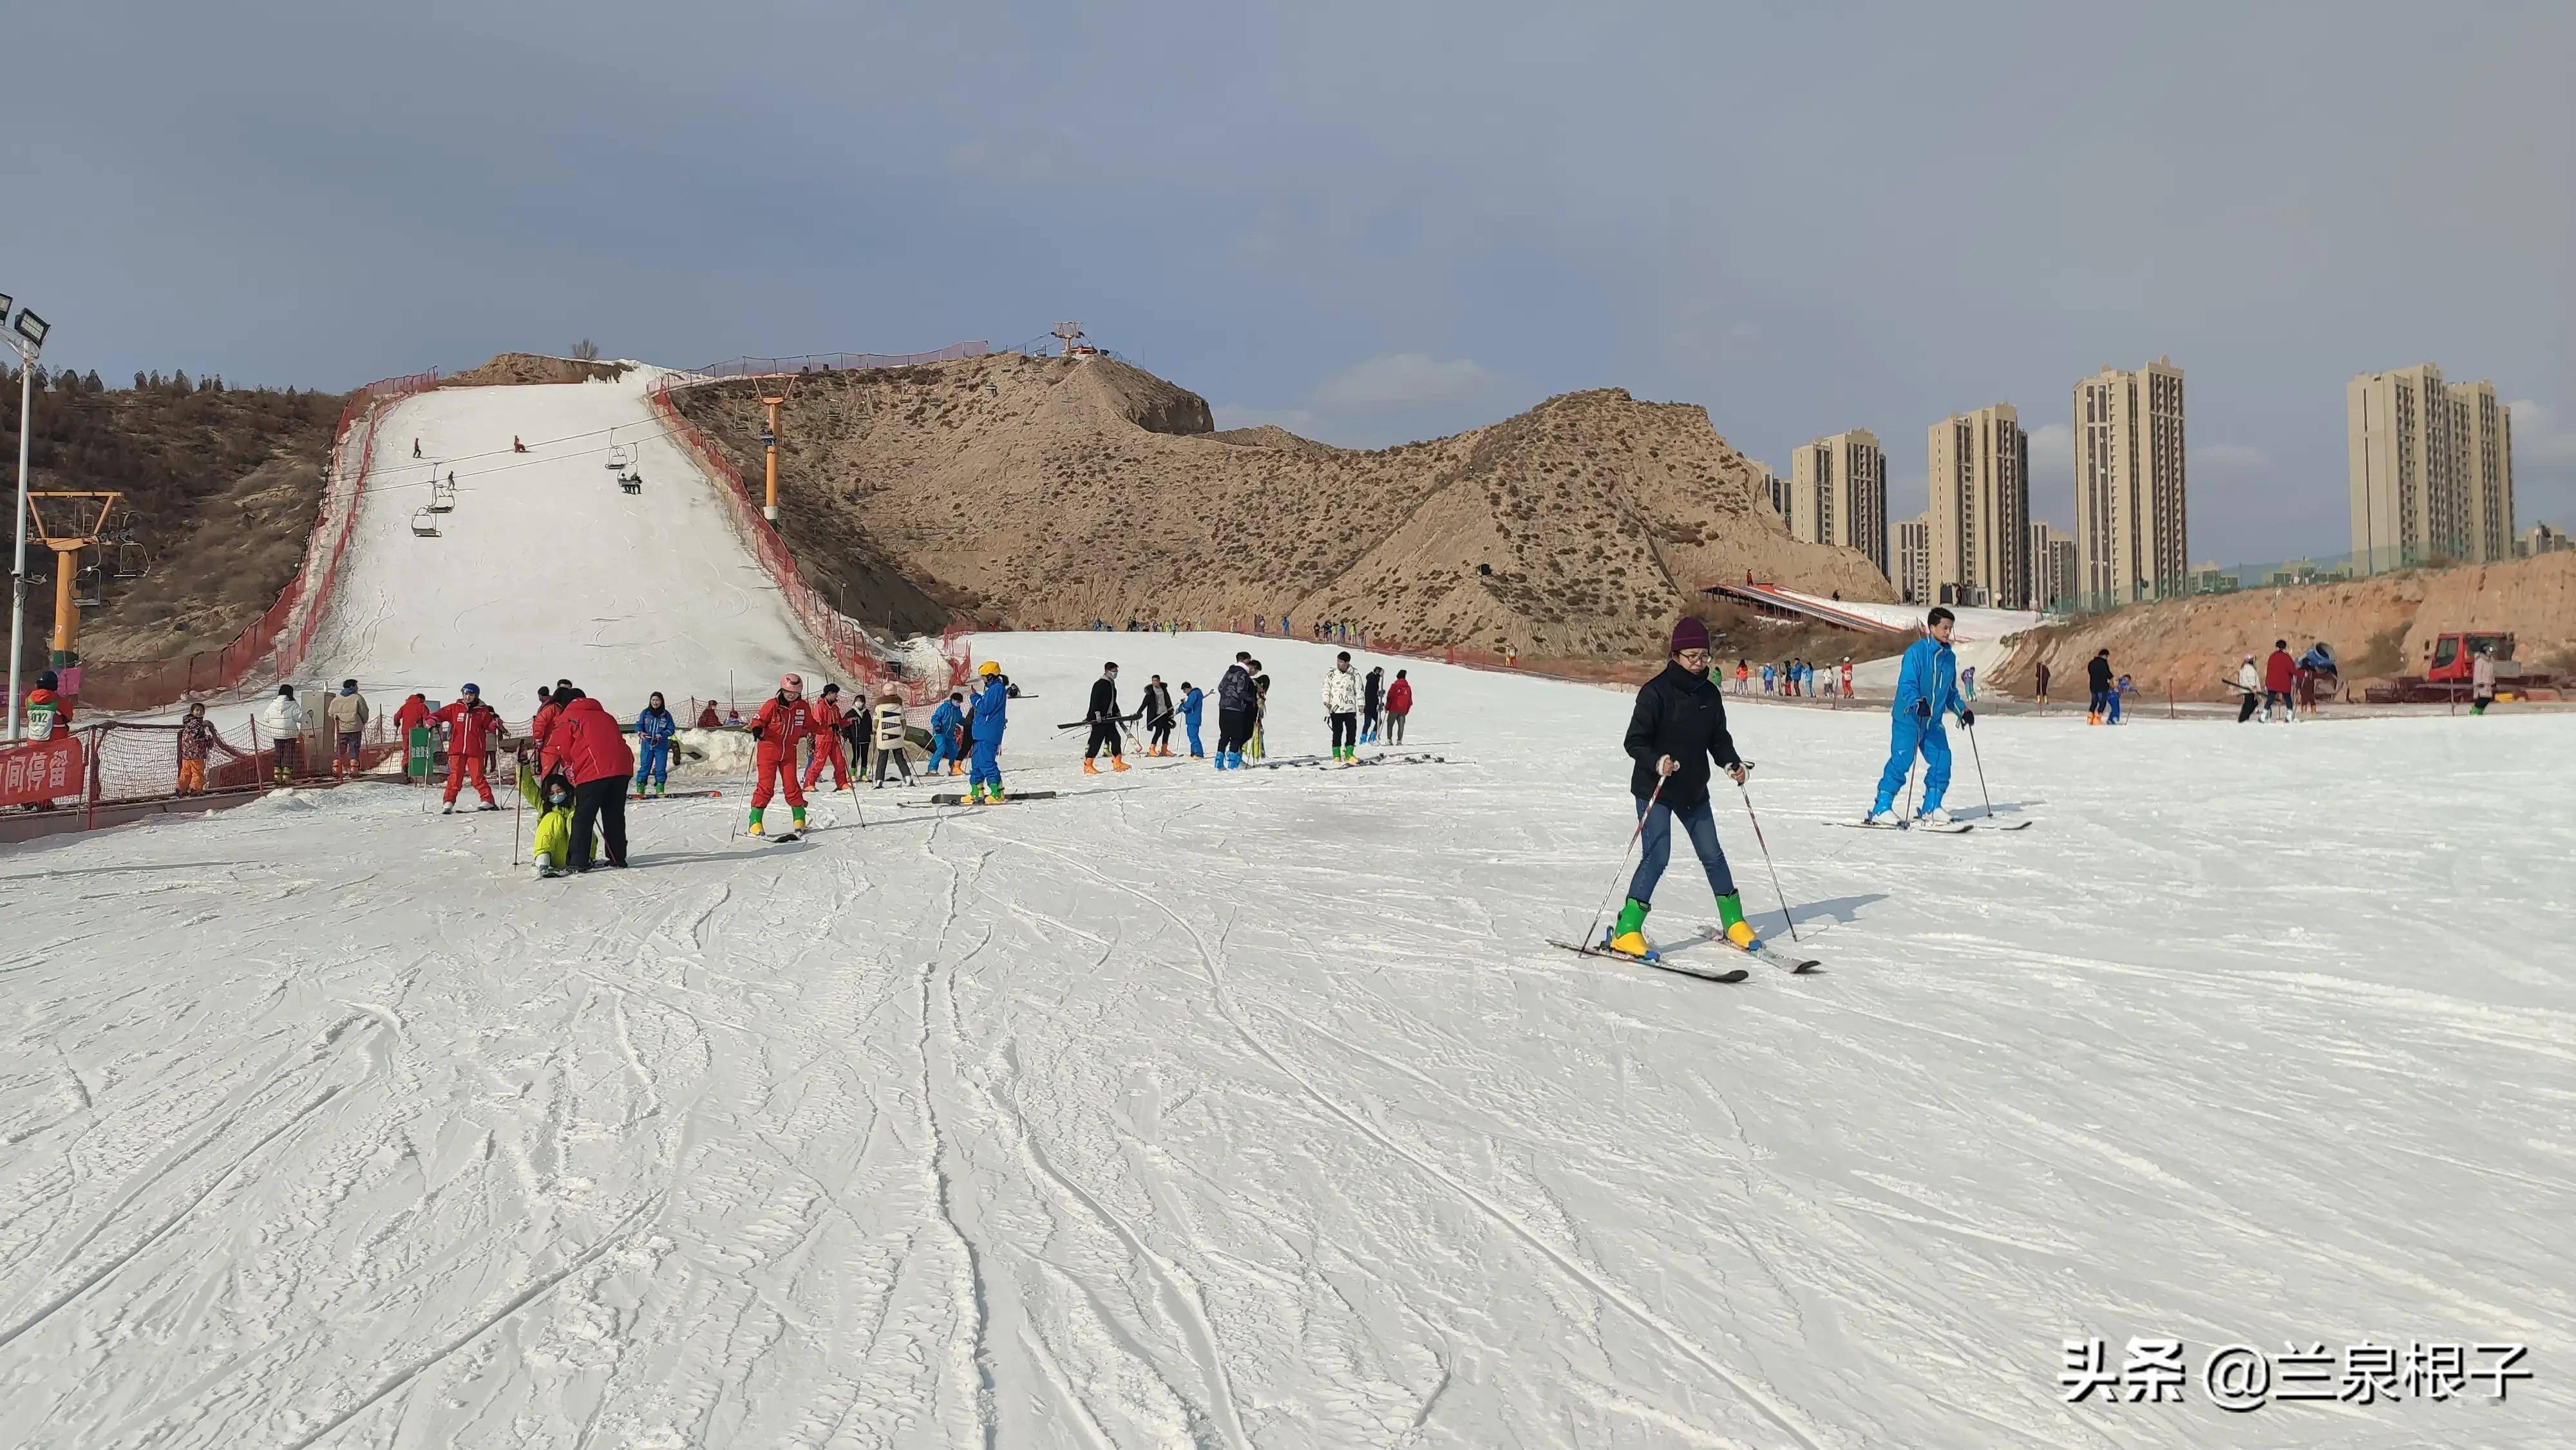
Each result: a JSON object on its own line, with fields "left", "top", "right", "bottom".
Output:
{"left": 12, "top": 310, "right": 46, "bottom": 351}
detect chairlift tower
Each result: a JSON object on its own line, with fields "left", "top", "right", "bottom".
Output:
{"left": 1052, "top": 321, "right": 1084, "bottom": 357}
{"left": 758, "top": 392, "right": 786, "bottom": 522}
{"left": 22, "top": 490, "right": 121, "bottom": 673}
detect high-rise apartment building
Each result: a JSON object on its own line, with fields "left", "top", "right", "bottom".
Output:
{"left": 2349, "top": 363, "right": 2515, "bottom": 570}
{"left": 1750, "top": 460, "right": 1788, "bottom": 520}
{"left": 1927, "top": 405, "right": 2029, "bottom": 608}
{"left": 1895, "top": 514, "right": 1931, "bottom": 604}
{"left": 2073, "top": 358, "right": 2188, "bottom": 606}
{"left": 2028, "top": 522, "right": 2077, "bottom": 610}
{"left": 1788, "top": 429, "right": 1889, "bottom": 576}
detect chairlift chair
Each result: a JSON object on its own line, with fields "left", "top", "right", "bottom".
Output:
{"left": 410, "top": 507, "right": 441, "bottom": 537}
{"left": 71, "top": 560, "right": 104, "bottom": 608}
{"left": 606, "top": 442, "right": 632, "bottom": 470}
{"left": 618, "top": 467, "right": 643, "bottom": 494}
{"left": 111, "top": 539, "right": 153, "bottom": 580}
{"left": 429, "top": 475, "right": 457, "bottom": 513}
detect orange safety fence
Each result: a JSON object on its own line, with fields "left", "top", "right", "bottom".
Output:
{"left": 72, "top": 369, "right": 442, "bottom": 713}
{"left": 645, "top": 373, "right": 970, "bottom": 706}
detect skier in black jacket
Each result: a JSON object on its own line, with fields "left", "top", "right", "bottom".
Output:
{"left": 2085, "top": 649, "right": 2115, "bottom": 724}
{"left": 1214, "top": 654, "right": 1256, "bottom": 769}
{"left": 1609, "top": 616, "right": 1758, "bottom": 958}
{"left": 1084, "top": 662, "right": 1129, "bottom": 773}
{"left": 1140, "top": 675, "right": 1177, "bottom": 756}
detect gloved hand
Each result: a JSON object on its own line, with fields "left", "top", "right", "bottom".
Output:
{"left": 1913, "top": 699, "right": 1931, "bottom": 721}
{"left": 1959, "top": 707, "right": 1975, "bottom": 727}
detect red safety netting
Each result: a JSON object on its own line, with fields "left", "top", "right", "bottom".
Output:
{"left": 74, "top": 370, "right": 443, "bottom": 713}
{"left": 645, "top": 375, "right": 969, "bottom": 706}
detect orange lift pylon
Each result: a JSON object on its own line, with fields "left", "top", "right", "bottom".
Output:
{"left": 757, "top": 391, "right": 786, "bottom": 522}
{"left": 24, "top": 491, "right": 122, "bottom": 668}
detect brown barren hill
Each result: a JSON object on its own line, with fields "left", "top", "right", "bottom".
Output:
{"left": 444, "top": 353, "right": 634, "bottom": 388}
{"left": 667, "top": 353, "right": 1893, "bottom": 659}
{"left": 1993, "top": 551, "right": 2576, "bottom": 701}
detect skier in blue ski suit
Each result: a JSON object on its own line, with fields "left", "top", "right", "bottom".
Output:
{"left": 633, "top": 693, "right": 679, "bottom": 796}
{"left": 1179, "top": 683, "right": 1206, "bottom": 757}
{"left": 967, "top": 663, "right": 1014, "bottom": 802}
{"left": 1866, "top": 608, "right": 1971, "bottom": 824}
{"left": 927, "top": 693, "right": 966, "bottom": 775}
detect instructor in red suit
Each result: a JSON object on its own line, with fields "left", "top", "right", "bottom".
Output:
{"left": 431, "top": 685, "right": 503, "bottom": 810}
{"left": 540, "top": 688, "right": 636, "bottom": 870}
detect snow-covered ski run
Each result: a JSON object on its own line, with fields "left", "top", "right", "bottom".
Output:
{"left": 5, "top": 384, "right": 2566, "bottom": 1447}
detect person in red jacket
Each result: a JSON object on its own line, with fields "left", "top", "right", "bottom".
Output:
{"left": 391, "top": 692, "right": 433, "bottom": 786}
{"left": 19, "top": 670, "right": 73, "bottom": 809}
{"left": 696, "top": 700, "right": 721, "bottom": 730}
{"left": 2262, "top": 639, "right": 2298, "bottom": 723}
{"left": 746, "top": 673, "right": 810, "bottom": 836}
{"left": 538, "top": 688, "right": 636, "bottom": 870}
{"left": 529, "top": 678, "right": 575, "bottom": 752}
{"left": 1383, "top": 669, "right": 1414, "bottom": 744}
{"left": 431, "top": 684, "right": 504, "bottom": 811}
{"left": 801, "top": 682, "right": 853, "bottom": 792}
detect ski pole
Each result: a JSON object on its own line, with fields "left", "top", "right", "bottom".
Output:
{"left": 1735, "top": 773, "right": 1799, "bottom": 943}
{"left": 510, "top": 749, "right": 524, "bottom": 864}
{"left": 1963, "top": 715, "right": 1996, "bottom": 821}
{"left": 1581, "top": 773, "right": 1667, "bottom": 949}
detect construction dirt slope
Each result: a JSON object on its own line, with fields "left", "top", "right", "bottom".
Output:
{"left": 668, "top": 353, "right": 1893, "bottom": 660}
{"left": 1994, "top": 551, "right": 2576, "bottom": 701}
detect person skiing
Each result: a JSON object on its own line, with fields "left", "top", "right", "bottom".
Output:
{"left": 843, "top": 692, "right": 872, "bottom": 777}
{"left": 325, "top": 679, "right": 371, "bottom": 780}
{"left": 2236, "top": 654, "right": 2262, "bottom": 723}
{"left": 2109, "top": 673, "right": 2132, "bottom": 724}
{"left": 1323, "top": 651, "right": 1363, "bottom": 764}
{"left": 746, "top": 675, "right": 811, "bottom": 836}
{"left": 530, "top": 679, "right": 574, "bottom": 751}
{"left": 2031, "top": 659, "right": 2049, "bottom": 712}
{"left": 2262, "top": 639, "right": 2297, "bottom": 722}
{"left": 869, "top": 690, "right": 914, "bottom": 786}
{"left": 412, "top": 437, "right": 422, "bottom": 458}
{"left": 1361, "top": 664, "right": 1385, "bottom": 744}
{"left": 1083, "top": 662, "right": 1130, "bottom": 773}
{"left": 1385, "top": 669, "right": 1412, "bottom": 744}
{"left": 431, "top": 684, "right": 502, "bottom": 811}
{"left": 522, "top": 766, "right": 578, "bottom": 878}
{"left": 1733, "top": 659, "right": 1748, "bottom": 695}
{"left": 1249, "top": 660, "right": 1271, "bottom": 760}
{"left": 258, "top": 684, "right": 309, "bottom": 783}
{"left": 2471, "top": 643, "right": 2498, "bottom": 715}
{"left": 802, "top": 683, "right": 855, "bottom": 791}
{"left": 1839, "top": 657, "right": 1855, "bottom": 699}
{"left": 1214, "top": 652, "right": 1256, "bottom": 769}
{"left": 634, "top": 692, "right": 678, "bottom": 796}
{"left": 512, "top": 435, "right": 527, "bottom": 453}
{"left": 1140, "top": 675, "right": 1176, "bottom": 757}
{"left": 1605, "top": 616, "right": 1762, "bottom": 958}
{"left": 539, "top": 688, "right": 635, "bottom": 870}
{"left": 1178, "top": 680, "right": 1206, "bottom": 758}
{"left": 2085, "top": 649, "right": 2114, "bottom": 725}
{"left": 967, "top": 660, "right": 1014, "bottom": 802}
{"left": 922, "top": 690, "right": 963, "bottom": 776}
{"left": 1862, "top": 607, "right": 1971, "bottom": 826}
{"left": 1761, "top": 662, "right": 1776, "bottom": 695}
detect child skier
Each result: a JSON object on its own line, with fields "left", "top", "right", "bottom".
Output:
{"left": 522, "top": 764, "right": 578, "bottom": 878}
{"left": 802, "top": 683, "right": 854, "bottom": 791}
{"left": 1179, "top": 681, "right": 1205, "bottom": 758}
{"left": 928, "top": 691, "right": 966, "bottom": 775}
{"left": 634, "top": 692, "right": 677, "bottom": 797}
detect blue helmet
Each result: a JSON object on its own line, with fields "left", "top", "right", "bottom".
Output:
{"left": 460, "top": 683, "right": 480, "bottom": 695}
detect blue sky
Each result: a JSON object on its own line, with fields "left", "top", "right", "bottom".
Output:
{"left": 8, "top": 0, "right": 2570, "bottom": 561}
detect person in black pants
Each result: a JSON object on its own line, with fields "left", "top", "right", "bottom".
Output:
{"left": 1140, "top": 674, "right": 1176, "bottom": 756}
{"left": 1214, "top": 652, "right": 1256, "bottom": 768}
{"left": 1084, "top": 662, "right": 1129, "bottom": 773}
{"left": 2085, "top": 649, "right": 2115, "bottom": 724}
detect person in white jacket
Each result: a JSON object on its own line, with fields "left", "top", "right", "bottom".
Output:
{"left": 2235, "top": 655, "right": 2261, "bottom": 724}
{"left": 1322, "top": 652, "right": 1364, "bottom": 764}
{"left": 258, "top": 684, "right": 310, "bottom": 782}
{"left": 869, "top": 690, "right": 915, "bottom": 787}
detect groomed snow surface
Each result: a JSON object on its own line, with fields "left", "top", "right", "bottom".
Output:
{"left": 5, "top": 632, "right": 2569, "bottom": 1449}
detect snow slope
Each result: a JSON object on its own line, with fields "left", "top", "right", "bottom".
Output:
{"left": 1799, "top": 591, "right": 2038, "bottom": 695}
{"left": 4, "top": 632, "right": 2569, "bottom": 1448}
{"left": 299, "top": 370, "right": 824, "bottom": 714}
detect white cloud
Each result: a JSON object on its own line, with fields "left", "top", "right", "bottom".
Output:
{"left": 1310, "top": 353, "right": 1501, "bottom": 413}
{"left": 2508, "top": 399, "right": 2576, "bottom": 468}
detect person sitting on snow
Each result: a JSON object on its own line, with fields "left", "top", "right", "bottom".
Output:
{"left": 521, "top": 766, "right": 578, "bottom": 878}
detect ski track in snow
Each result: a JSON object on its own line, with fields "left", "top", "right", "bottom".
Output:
{"left": 6, "top": 377, "right": 2571, "bottom": 1447}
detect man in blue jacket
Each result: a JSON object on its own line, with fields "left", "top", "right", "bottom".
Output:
{"left": 1864, "top": 607, "right": 1972, "bottom": 826}
{"left": 967, "top": 661, "right": 1016, "bottom": 803}
{"left": 927, "top": 692, "right": 967, "bottom": 777}
{"left": 1178, "top": 681, "right": 1206, "bottom": 758}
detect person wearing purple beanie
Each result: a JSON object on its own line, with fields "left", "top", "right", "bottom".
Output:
{"left": 1607, "top": 616, "right": 1759, "bottom": 957}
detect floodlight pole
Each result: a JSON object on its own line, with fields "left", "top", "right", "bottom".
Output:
{"left": 6, "top": 352, "right": 33, "bottom": 744}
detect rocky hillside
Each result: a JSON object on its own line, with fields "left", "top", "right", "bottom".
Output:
{"left": 667, "top": 353, "right": 1893, "bottom": 659}
{"left": 1993, "top": 551, "right": 2576, "bottom": 701}
{"left": 3, "top": 366, "right": 345, "bottom": 666}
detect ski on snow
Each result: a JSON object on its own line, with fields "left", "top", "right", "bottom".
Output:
{"left": 1548, "top": 927, "right": 1749, "bottom": 983}
{"left": 1828, "top": 818, "right": 1973, "bottom": 834}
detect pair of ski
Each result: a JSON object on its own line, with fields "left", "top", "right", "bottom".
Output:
{"left": 1828, "top": 813, "right": 2032, "bottom": 834}
{"left": 1548, "top": 926, "right": 1818, "bottom": 983}
{"left": 631, "top": 788, "right": 723, "bottom": 802}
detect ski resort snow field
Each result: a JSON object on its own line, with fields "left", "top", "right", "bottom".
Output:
{"left": 5, "top": 629, "right": 2569, "bottom": 1447}
{"left": 301, "top": 370, "right": 814, "bottom": 712}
